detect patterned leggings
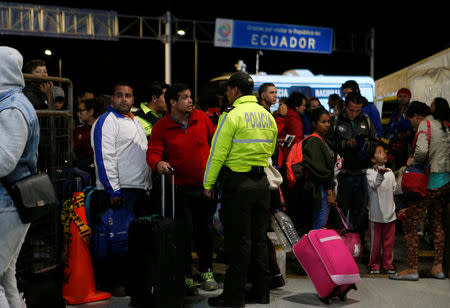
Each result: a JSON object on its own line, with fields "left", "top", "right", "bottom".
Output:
{"left": 402, "top": 182, "right": 450, "bottom": 270}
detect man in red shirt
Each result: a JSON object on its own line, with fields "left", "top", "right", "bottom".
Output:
{"left": 146, "top": 83, "right": 217, "bottom": 296}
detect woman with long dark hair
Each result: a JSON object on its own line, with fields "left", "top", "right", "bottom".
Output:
{"left": 301, "top": 107, "right": 337, "bottom": 230}
{"left": 390, "top": 99, "right": 450, "bottom": 281}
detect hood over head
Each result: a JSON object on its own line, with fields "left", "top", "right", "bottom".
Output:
{"left": 0, "top": 46, "right": 25, "bottom": 94}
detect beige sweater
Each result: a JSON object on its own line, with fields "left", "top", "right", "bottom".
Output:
{"left": 411, "top": 116, "right": 450, "bottom": 173}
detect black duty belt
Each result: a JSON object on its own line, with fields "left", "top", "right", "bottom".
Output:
{"left": 222, "top": 166, "right": 265, "bottom": 177}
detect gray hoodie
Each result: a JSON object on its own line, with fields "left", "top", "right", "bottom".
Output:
{"left": 0, "top": 46, "right": 25, "bottom": 94}
{"left": 0, "top": 46, "right": 38, "bottom": 183}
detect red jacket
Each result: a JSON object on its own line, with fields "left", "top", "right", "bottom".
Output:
{"left": 273, "top": 112, "right": 285, "bottom": 134}
{"left": 279, "top": 107, "right": 304, "bottom": 164}
{"left": 146, "top": 109, "right": 215, "bottom": 186}
{"left": 279, "top": 107, "right": 304, "bottom": 143}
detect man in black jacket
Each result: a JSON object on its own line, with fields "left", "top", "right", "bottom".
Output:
{"left": 326, "top": 93, "right": 378, "bottom": 235}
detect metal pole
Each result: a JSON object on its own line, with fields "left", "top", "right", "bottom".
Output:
{"left": 256, "top": 51, "right": 259, "bottom": 75}
{"left": 58, "top": 57, "right": 62, "bottom": 87}
{"left": 256, "top": 50, "right": 262, "bottom": 75}
{"left": 58, "top": 58, "right": 62, "bottom": 79}
{"left": 370, "top": 28, "right": 375, "bottom": 79}
{"left": 256, "top": 50, "right": 260, "bottom": 74}
{"left": 165, "top": 11, "right": 172, "bottom": 85}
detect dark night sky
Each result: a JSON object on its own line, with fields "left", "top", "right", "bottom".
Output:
{"left": 2, "top": 1, "right": 449, "bottom": 102}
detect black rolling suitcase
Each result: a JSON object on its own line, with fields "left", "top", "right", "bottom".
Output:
{"left": 128, "top": 173, "right": 184, "bottom": 308}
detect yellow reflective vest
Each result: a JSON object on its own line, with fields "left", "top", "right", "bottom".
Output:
{"left": 203, "top": 95, "right": 278, "bottom": 189}
{"left": 134, "top": 102, "right": 162, "bottom": 137}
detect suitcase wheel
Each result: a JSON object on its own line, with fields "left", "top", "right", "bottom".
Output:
{"left": 340, "top": 284, "right": 357, "bottom": 299}
{"left": 320, "top": 286, "right": 342, "bottom": 304}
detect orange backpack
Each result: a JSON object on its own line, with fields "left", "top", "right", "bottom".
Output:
{"left": 285, "top": 133, "right": 323, "bottom": 188}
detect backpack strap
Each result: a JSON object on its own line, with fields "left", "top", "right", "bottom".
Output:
{"left": 302, "top": 133, "right": 323, "bottom": 144}
{"left": 411, "top": 120, "right": 431, "bottom": 163}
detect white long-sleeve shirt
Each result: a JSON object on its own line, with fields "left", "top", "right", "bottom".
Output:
{"left": 366, "top": 166, "right": 397, "bottom": 223}
{"left": 91, "top": 106, "right": 151, "bottom": 197}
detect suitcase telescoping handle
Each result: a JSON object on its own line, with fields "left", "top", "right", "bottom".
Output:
{"left": 161, "top": 171, "right": 175, "bottom": 219}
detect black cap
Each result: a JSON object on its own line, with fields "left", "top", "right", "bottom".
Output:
{"left": 226, "top": 72, "right": 254, "bottom": 94}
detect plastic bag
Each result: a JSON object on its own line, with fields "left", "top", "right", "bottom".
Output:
{"left": 270, "top": 210, "right": 301, "bottom": 252}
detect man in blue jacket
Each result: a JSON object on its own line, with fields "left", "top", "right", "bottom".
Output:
{"left": 385, "top": 88, "right": 412, "bottom": 138}
{"left": 384, "top": 88, "right": 414, "bottom": 170}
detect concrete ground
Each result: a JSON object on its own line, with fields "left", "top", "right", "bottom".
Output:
{"left": 69, "top": 275, "right": 450, "bottom": 308}
{"left": 69, "top": 226, "right": 450, "bottom": 308}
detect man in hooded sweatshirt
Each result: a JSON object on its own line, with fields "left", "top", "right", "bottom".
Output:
{"left": 0, "top": 46, "right": 40, "bottom": 308}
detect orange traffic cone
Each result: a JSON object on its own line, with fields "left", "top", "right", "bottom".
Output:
{"left": 62, "top": 192, "right": 111, "bottom": 305}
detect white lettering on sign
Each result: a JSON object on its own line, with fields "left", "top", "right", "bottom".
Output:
{"left": 274, "top": 27, "right": 287, "bottom": 34}
{"left": 277, "top": 88, "right": 288, "bottom": 97}
{"left": 251, "top": 34, "right": 317, "bottom": 50}
{"left": 314, "top": 89, "right": 341, "bottom": 97}
{"left": 260, "top": 34, "right": 268, "bottom": 46}
{"left": 247, "top": 25, "right": 264, "bottom": 31}
{"left": 293, "top": 28, "right": 315, "bottom": 36}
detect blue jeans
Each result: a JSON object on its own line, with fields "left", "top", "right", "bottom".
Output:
{"left": 0, "top": 209, "right": 30, "bottom": 308}
{"left": 121, "top": 188, "right": 149, "bottom": 217}
{"left": 311, "top": 185, "right": 329, "bottom": 230}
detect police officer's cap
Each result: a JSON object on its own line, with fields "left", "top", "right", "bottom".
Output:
{"left": 226, "top": 72, "right": 254, "bottom": 94}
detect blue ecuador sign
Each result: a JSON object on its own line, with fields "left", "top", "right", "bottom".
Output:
{"left": 214, "top": 18, "right": 333, "bottom": 54}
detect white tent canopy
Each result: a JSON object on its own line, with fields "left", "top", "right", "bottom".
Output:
{"left": 375, "top": 48, "right": 450, "bottom": 105}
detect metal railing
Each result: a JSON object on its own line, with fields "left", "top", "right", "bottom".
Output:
{"left": 15, "top": 74, "right": 75, "bottom": 279}
{"left": 23, "top": 74, "right": 75, "bottom": 194}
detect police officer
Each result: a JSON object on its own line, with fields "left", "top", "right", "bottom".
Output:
{"left": 134, "top": 85, "right": 167, "bottom": 138}
{"left": 204, "top": 72, "right": 278, "bottom": 307}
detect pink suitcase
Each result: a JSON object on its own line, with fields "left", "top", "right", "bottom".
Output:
{"left": 293, "top": 229, "right": 360, "bottom": 304}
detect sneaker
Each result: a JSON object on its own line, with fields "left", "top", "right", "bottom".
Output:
{"left": 369, "top": 269, "right": 380, "bottom": 274}
{"left": 270, "top": 274, "right": 286, "bottom": 289}
{"left": 200, "top": 270, "right": 219, "bottom": 291}
{"left": 384, "top": 268, "right": 396, "bottom": 274}
{"left": 185, "top": 277, "right": 199, "bottom": 296}
{"left": 389, "top": 272, "right": 419, "bottom": 281}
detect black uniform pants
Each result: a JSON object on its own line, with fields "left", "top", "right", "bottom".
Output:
{"left": 175, "top": 186, "right": 217, "bottom": 276}
{"left": 219, "top": 169, "right": 271, "bottom": 304}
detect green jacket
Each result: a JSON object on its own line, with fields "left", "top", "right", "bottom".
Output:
{"left": 134, "top": 102, "right": 163, "bottom": 137}
{"left": 302, "top": 136, "right": 336, "bottom": 207}
{"left": 203, "top": 95, "right": 278, "bottom": 189}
